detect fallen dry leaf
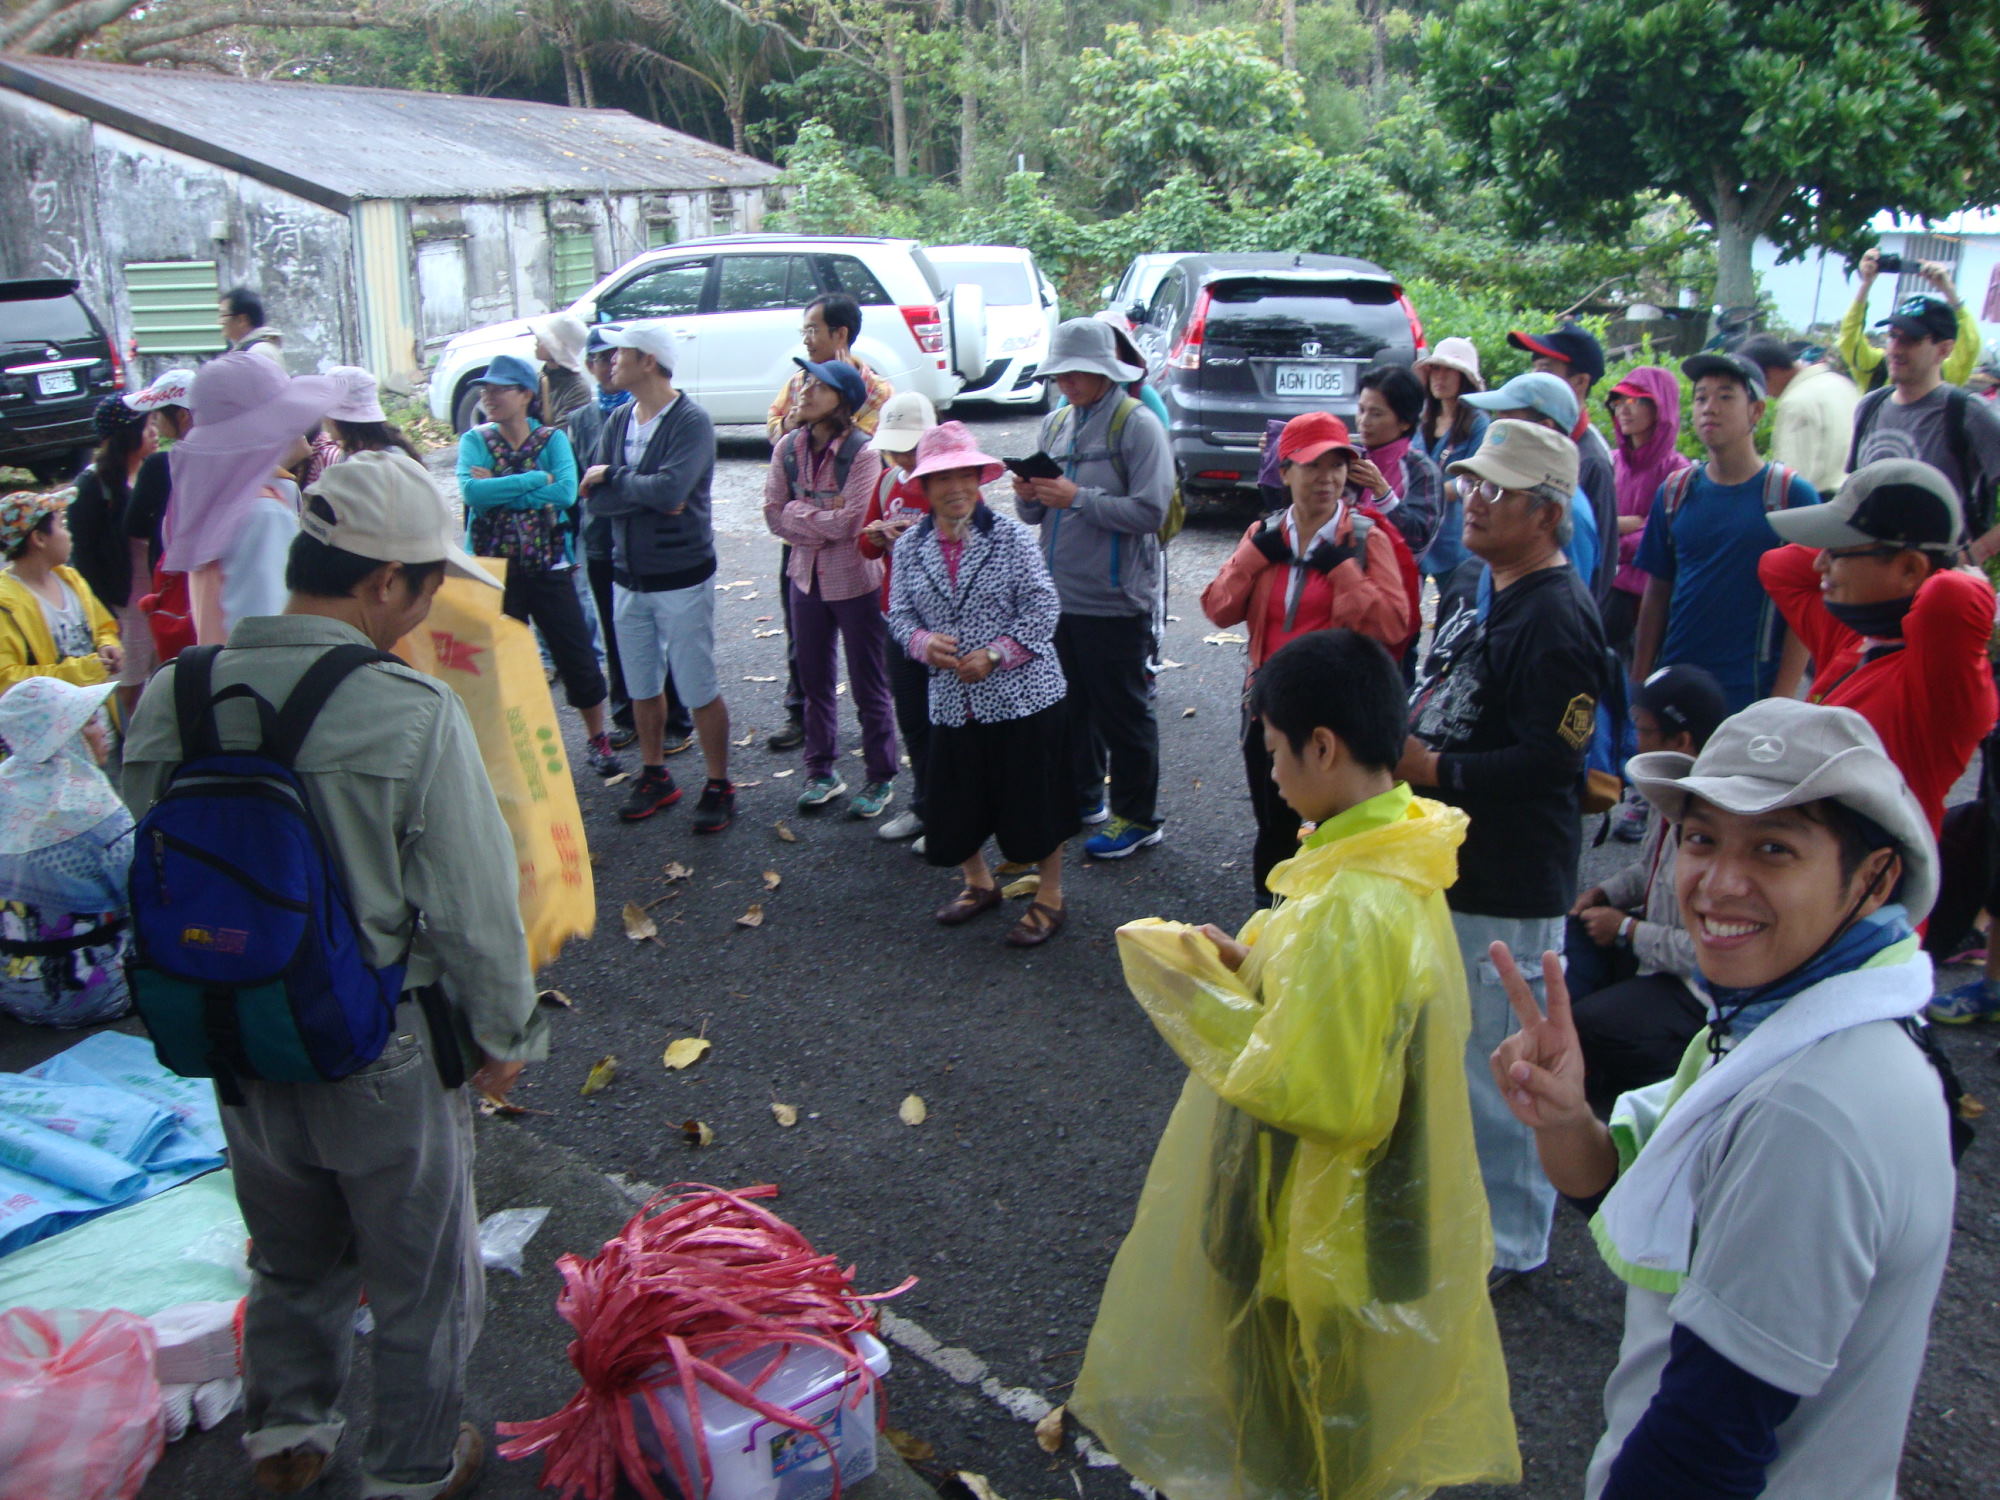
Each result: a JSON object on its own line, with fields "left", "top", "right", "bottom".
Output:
{"left": 735, "top": 779, "right": 765, "bottom": 788}
{"left": 537, "top": 988, "right": 574, "bottom": 1009}
{"left": 834, "top": 682, "right": 847, "bottom": 696}
{"left": 580, "top": 1055, "right": 618, "bottom": 1095}
{"left": 662, "top": 1037, "right": 712, "bottom": 1070}
{"left": 775, "top": 820, "right": 798, "bottom": 842}
{"left": 885, "top": 1428, "right": 935, "bottom": 1463}
{"left": 477, "top": 1092, "right": 551, "bottom": 1118}
{"left": 1155, "top": 657, "right": 1184, "bottom": 670}
{"left": 603, "top": 771, "right": 630, "bottom": 786}
{"left": 1001, "top": 874, "right": 1041, "bottom": 899}
{"left": 736, "top": 903, "right": 766, "bottom": 929}
{"left": 739, "top": 591, "right": 760, "bottom": 600}
{"left": 680, "top": 1118, "right": 715, "bottom": 1147}
{"left": 1034, "top": 1403, "right": 1066, "bottom": 1454}
{"left": 728, "top": 579, "right": 754, "bottom": 588}
{"left": 754, "top": 615, "right": 774, "bottom": 623}
{"left": 773, "top": 768, "right": 795, "bottom": 779}
{"left": 1201, "top": 631, "right": 1247, "bottom": 646}
{"left": 1181, "top": 706, "right": 1197, "bottom": 718}
{"left": 621, "top": 902, "right": 658, "bottom": 942}
{"left": 753, "top": 629, "right": 782, "bottom": 639}
{"left": 899, "top": 1093, "right": 928, "bottom": 1126}
{"left": 744, "top": 674, "right": 779, "bottom": 683}
{"left": 1166, "top": 613, "right": 1182, "bottom": 623}
{"left": 734, "top": 731, "right": 755, "bottom": 747}
{"left": 955, "top": 1474, "right": 1003, "bottom": 1500}
{"left": 771, "top": 1101, "right": 799, "bottom": 1127}
{"left": 762, "top": 869, "right": 782, "bottom": 892}
{"left": 663, "top": 861, "right": 693, "bottom": 882}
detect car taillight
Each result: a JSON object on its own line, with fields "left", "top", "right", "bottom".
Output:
{"left": 900, "top": 304, "right": 945, "bottom": 356}
{"left": 1396, "top": 287, "right": 1425, "bottom": 354}
{"left": 109, "top": 342, "right": 127, "bottom": 391}
{"left": 1167, "top": 289, "right": 1211, "bottom": 372}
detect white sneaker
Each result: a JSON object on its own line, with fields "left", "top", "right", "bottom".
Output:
{"left": 878, "top": 809, "right": 924, "bottom": 841}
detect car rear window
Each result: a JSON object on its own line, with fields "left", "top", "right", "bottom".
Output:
{"left": 1206, "top": 277, "right": 1398, "bottom": 309}
{"left": 1202, "top": 278, "right": 1408, "bottom": 357}
{"left": 813, "top": 255, "right": 893, "bottom": 308}
{"left": 0, "top": 292, "right": 95, "bottom": 347}
{"left": 933, "top": 261, "right": 1034, "bottom": 306}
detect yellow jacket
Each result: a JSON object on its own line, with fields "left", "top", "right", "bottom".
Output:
{"left": 1074, "top": 786, "right": 1518, "bottom": 1500}
{"left": 0, "top": 567, "right": 119, "bottom": 692}
{"left": 1839, "top": 295, "right": 1981, "bottom": 388}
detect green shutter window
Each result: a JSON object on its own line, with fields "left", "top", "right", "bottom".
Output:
{"left": 125, "top": 260, "right": 226, "bottom": 355}
{"left": 647, "top": 221, "right": 676, "bottom": 248}
{"left": 552, "top": 230, "right": 598, "bottom": 305}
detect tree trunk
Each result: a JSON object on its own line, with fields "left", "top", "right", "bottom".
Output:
{"left": 578, "top": 53, "right": 598, "bottom": 109}
{"left": 887, "top": 43, "right": 910, "bottom": 178}
{"left": 727, "top": 84, "right": 748, "bottom": 154}
{"left": 560, "top": 49, "right": 582, "bottom": 109}
{"left": 958, "top": 9, "right": 977, "bottom": 186}
{"left": 1712, "top": 206, "right": 1759, "bottom": 324}
{"left": 1281, "top": 0, "right": 1297, "bottom": 72}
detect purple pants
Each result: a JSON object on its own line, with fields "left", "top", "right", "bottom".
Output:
{"left": 789, "top": 578, "right": 898, "bottom": 783}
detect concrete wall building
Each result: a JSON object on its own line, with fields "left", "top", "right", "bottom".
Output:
{"left": 0, "top": 57, "right": 783, "bottom": 389}
{"left": 1754, "top": 210, "right": 2000, "bottom": 355}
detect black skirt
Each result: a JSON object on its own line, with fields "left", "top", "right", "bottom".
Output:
{"left": 923, "top": 698, "right": 1077, "bottom": 867}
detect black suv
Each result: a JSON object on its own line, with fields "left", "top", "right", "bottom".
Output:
{"left": 1126, "top": 253, "right": 1425, "bottom": 498}
{"left": 0, "top": 279, "right": 124, "bottom": 483}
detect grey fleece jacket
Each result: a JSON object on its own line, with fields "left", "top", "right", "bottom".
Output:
{"left": 590, "top": 394, "right": 717, "bottom": 588}
{"left": 1596, "top": 809, "right": 1699, "bottom": 981}
{"left": 1015, "top": 392, "right": 1173, "bottom": 617}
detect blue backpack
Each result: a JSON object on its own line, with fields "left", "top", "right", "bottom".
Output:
{"left": 128, "top": 643, "right": 442, "bottom": 1103}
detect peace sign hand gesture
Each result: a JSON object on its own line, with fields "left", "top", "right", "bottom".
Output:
{"left": 1487, "top": 942, "right": 1592, "bottom": 1134}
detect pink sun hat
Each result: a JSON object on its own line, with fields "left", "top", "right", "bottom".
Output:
{"left": 908, "top": 420, "right": 1004, "bottom": 484}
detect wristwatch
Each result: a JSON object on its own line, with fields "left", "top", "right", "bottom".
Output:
{"left": 1617, "top": 916, "right": 1636, "bottom": 949}
{"left": 983, "top": 647, "right": 1002, "bottom": 667}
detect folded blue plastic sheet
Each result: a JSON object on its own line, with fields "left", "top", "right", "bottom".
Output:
{"left": 0, "top": 1032, "right": 225, "bottom": 1257}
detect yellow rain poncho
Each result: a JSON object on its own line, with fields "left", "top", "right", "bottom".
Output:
{"left": 1072, "top": 785, "right": 1518, "bottom": 1500}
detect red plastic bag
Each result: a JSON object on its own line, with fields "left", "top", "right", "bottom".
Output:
{"left": 0, "top": 1307, "right": 164, "bottom": 1500}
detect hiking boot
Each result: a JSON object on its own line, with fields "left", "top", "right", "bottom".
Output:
{"left": 797, "top": 773, "right": 847, "bottom": 809}
{"left": 618, "top": 767, "right": 680, "bottom": 822}
{"left": 1085, "top": 816, "right": 1164, "bottom": 860}
{"left": 692, "top": 779, "right": 735, "bottom": 834}
{"left": 1927, "top": 978, "right": 2000, "bottom": 1025}
{"left": 877, "top": 809, "right": 923, "bottom": 841}
{"left": 585, "top": 734, "right": 625, "bottom": 778}
{"left": 767, "top": 718, "right": 805, "bottom": 751}
{"left": 849, "top": 781, "right": 894, "bottom": 819}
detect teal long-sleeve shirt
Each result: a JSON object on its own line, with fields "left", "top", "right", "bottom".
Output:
{"left": 457, "top": 420, "right": 580, "bottom": 566}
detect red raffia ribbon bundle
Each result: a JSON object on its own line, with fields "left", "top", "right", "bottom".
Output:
{"left": 497, "top": 1183, "right": 915, "bottom": 1500}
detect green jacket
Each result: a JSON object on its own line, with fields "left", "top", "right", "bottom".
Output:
{"left": 1839, "top": 295, "right": 1981, "bottom": 388}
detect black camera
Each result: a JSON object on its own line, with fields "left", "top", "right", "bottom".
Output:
{"left": 1876, "top": 252, "right": 1906, "bottom": 274}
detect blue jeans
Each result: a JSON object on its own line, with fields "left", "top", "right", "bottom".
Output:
{"left": 1451, "top": 911, "right": 1564, "bottom": 1271}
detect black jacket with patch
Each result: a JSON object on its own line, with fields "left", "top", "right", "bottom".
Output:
{"left": 1411, "top": 561, "right": 1606, "bottom": 917}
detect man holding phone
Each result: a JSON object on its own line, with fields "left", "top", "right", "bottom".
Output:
{"left": 1013, "top": 319, "right": 1174, "bottom": 861}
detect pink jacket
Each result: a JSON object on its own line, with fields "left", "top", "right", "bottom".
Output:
{"left": 763, "top": 429, "right": 886, "bottom": 604}
{"left": 1611, "top": 365, "right": 1690, "bottom": 597}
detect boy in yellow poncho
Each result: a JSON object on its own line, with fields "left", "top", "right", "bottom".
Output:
{"left": 1072, "top": 629, "right": 1518, "bottom": 1500}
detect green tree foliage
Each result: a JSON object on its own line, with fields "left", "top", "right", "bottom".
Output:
{"left": 1422, "top": 0, "right": 2000, "bottom": 315}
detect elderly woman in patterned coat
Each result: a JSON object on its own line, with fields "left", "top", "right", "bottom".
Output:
{"left": 887, "top": 422, "right": 1073, "bottom": 947}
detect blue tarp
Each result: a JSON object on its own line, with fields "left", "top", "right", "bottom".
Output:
{"left": 0, "top": 1033, "right": 224, "bottom": 1257}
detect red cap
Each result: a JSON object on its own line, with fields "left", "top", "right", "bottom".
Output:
{"left": 1609, "top": 378, "right": 1652, "bottom": 402}
{"left": 1277, "top": 412, "right": 1359, "bottom": 465}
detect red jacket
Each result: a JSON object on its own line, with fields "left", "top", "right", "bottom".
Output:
{"left": 1200, "top": 510, "right": 1409, "bottom": 673}
{"left": 857, "top": 469, "right": 929, "bottom": 611}
{"left": 1759, "top": 542, "right": 1997, "bottom": 834}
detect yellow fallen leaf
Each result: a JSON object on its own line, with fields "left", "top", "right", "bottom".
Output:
{"left": 1034, "top": 1403, "right": 1066, "bottom": 1453}
{"left": 885, "top": 1428, "right": 934, "bottom": 1463}
{"left": 899, "top": 1093, "right": 927, "bottom": 1126}
{"left": 580, "top": 1055, "right": 618, "bottom": 1095}
{"left": 1001, "top": 874, "right": 1040, "bottom": 899}
{"left": 762, "top": 869, "right": 782, "bottom": 892}
{"left": 537, "top": 988, "right": 574, "bottom": 1009}
{"left": 775, "top": 820, "right": 798, "bottom": 842}
{"left": 734, "top": 731, "right": 755, "bottom": 747}
{"left": 663, "top": 862, "right": 692, "bottom": 881}
{"left": 955, "top": 1474, "right": 1003, "bottom": 1500}
{"left": 681, "top": 1118, "right": 715, "bottom": 1146}
{"left": 773, "top": 768, "right": 795, "bottom": 778}
{"left": 663, "top": 1037, "right": 712, "bottom": 1070}
{"left": 622, "top": 902, "right": 658, "bottom": 941}
{"left": 736, "top": 903, "right": 766, "bottom": 929}
{"left": 771, "top": 1101, "right": 799, "bottom": 1127}
{"left": 1180, "top": 706, "right": 1197, "bottom": 718}
{"left": 1201, "top": 631, "right": 1246, "bottom": 646}
{"left": 603, "top": 771, "right": 630, "bottom": 786}
{"left": 753, "top": 629, "right": 782, "bottom": 638}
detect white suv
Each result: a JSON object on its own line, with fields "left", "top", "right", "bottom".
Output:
{"left": 925, "top": 245, "right": 1060, "bottom": 408}
{"left": 427, "top": 235, "right": 984, "bottom": 432}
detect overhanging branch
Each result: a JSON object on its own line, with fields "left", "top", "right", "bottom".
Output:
{"left": 121, "top": 5, "right": 374, "bottom": 49}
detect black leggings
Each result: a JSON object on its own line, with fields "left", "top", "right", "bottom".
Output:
{"left": 504, "top": 566, "right": 606, "bottom": 712}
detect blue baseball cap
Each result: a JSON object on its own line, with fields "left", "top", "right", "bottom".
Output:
{"left": 793, "top": 356, "right": 868, "bottom": 414}
{"left": 473, "top": 353, "right": 541, "bottom": 391}
{"left": 1462, "top": 370, "right": 1580, "bottom": 431}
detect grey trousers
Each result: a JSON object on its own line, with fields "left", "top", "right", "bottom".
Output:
{"left": 222, "top": 999, "right": 482, "bottom": 1498}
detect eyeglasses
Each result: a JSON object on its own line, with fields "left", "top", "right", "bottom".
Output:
{"left": 1458, "top": 477, "right": 1532, "bottom": 505}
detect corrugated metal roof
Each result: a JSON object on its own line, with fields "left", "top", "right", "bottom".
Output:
{"left": 0, "top": 56, "right": 782, "bottom": 209}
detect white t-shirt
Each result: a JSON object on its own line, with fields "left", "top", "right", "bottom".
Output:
{"left": 219, "top": 493, "right": 299, "bottom": 635}
{"left": 35, "top": 578, "right": 94, "bottom": 659}
{"left": 623, "top": 394, "right": 679, "bottom": 468}
{"left": 1585, "top": 1020, "right": 1955, "bottom": 1499}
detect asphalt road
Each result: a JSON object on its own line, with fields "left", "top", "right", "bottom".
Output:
{"left": 6, "top": 402, "right": 1998, "bottom": 1498}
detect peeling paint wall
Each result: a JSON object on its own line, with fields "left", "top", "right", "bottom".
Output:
{"left": 0, "top": 93, "right": 110, "bottom": 318}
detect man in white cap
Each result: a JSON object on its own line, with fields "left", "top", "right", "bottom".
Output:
{"left": 1014, "top": 317, "right": 1174, "bottom": 860}
{"left": 1403, "top": 417, "right": 1607, "bottom": 1283}
{"left": 1489, "top": 698, "right": 1956, "bottom": 1500}
{"left": 123, "top": 450, "right": 541, "bottom": 1500}
{"left": 123, "top": 368, "right": 197, "bottom": 577}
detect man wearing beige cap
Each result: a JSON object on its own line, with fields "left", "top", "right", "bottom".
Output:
{"left": 123, "top": 450, "right": 542, "bottom": 1500}
{"left": 1404, "top": 417, "right": 1607, "bottom": 1282}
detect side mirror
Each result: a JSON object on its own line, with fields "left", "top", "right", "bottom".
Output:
{"left": 1126, "top": 301, "right": 1149, "bottom": 326}
{"left": 1099, "top": 284, "right": 1114, "bottom": 304}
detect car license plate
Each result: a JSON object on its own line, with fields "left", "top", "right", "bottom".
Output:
{"left": 35, "top": 370, "right": 78, "bottom": 397}
{"left": 1273, "top": 362, "right": 1346, "bottom": 398}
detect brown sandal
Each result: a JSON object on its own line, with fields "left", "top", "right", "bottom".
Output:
{"left": 1004, "top": 901, "right": 1067, "bottom": 948}
{"left": 934, "top": 884, "right": 1002, "bottom": 926}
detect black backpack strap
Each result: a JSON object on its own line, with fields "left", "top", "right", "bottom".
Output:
{"left": 1847, "top": 386, "right": 1891, "bottom": 474}
{"left": 173, "top": 645, "right": 225, "bottom": 760}
{"left": 1898, "top": 1016, "right": 1976, "bottom": 1166}
{"left": 268, "top": 644, "right": 397, "bottom": 767}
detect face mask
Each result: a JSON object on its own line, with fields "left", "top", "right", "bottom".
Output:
{"left": 1824, "top": 593, "right": 1916, "bottom": 639}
